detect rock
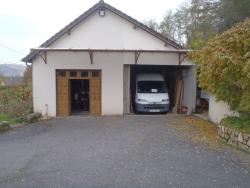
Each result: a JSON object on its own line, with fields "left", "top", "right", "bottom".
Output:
{"left": 238, "top": 142, "right": 249, "bottom": 150}
{"left": 25, "top": 113, "right": 42, "bottom": 123}
{"left": 0, "top": 121, "right": 10, "bottom": 131}
{"left": 222, "top": 126, "right": 225, "bottom": 133}
{"left": 234, "top": 131, "right": 239, "bottom": 137}
{"left": 238, "top": 133, "right": 244, "bottom": 143}
{"left": 218, "top": 126, "right": 223, "bottom": 137}
{"left": 224, "top": 133, "right": 230, "bottom": 140}
{"left": 247, "top": 139, "right": 250, "bottom": 147}
{"left": 0, "top": 121, "right": 10, "bottom": 127}
{"left": 243, "top": 134, "right": 249, "bottom": 141}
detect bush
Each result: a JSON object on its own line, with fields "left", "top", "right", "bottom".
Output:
{"left": 190, "top": 18, "right": 250, "bottom": 115}
{"left": 0, "top": 85, "right": 32, "bottom": 118}
{"left": 221, "top": 116, "right": 250, "bottom": 134}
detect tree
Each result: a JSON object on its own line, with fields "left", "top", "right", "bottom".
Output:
{"left": 158, "top": 0, "right": 218, "bottom": 48}
{"left": 22, "top": 65, "right": 32, "bottom": 85}
{"left": 145, "top": 0, "right": 249, "bottom": 49}
{"left": 217, "top": 0, "right": 250, "bottom": 32}
{"left": 143, "top": 19, "right": 159, "bottom": 31}
{"left": 185, "top": 0, "right": 219, "bottom": 49}
{"left": 191, "top": 18, "right": 250, "bottom": 114}
{"left": 159, "top": 7, "right": 188, "bottom": 46}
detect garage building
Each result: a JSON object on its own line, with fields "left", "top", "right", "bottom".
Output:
{"left": 22, "top": 0, "right": 197, "bottom": 116}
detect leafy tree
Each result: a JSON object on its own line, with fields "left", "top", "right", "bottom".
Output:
{"left": 191, "top": 18, "right": 250, "bottom": 114}
{"left": 145, "top": 0, "right": 249, "bottom": 49}
{"left": 159, "top": 8, "right": 188, "bottom": 45}
{"left": 22, "top": 65, "right": 32, "bottom": 85}
{"left": 185, "top": 0, "right": 219, "bottom": 49}
{"left": 143, "top": 19, "right": 159, "bottom": 31}
{"left": 217, "top": 0, "right": 250, "bottom": 32}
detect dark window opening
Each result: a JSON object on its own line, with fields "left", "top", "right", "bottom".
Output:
{"left": 58, "top": 70, "right": 66, "bottom": 77}
{"left": 92, "top": 71, "right": 99, "bottom": 77}
{"left": 137, "top": 81, "right": 168, "bottom": 93}
{"left": 81, "top": 71, "right": 88, "bottom": 77}
{"left": 70, "top": 71, "right": 77, "bottom": 77}
{"left": 70, "top": 79, "right": 89, "bottom": 114}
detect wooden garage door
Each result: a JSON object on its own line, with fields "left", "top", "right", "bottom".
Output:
{"left": 56, "top": 70, "right": 101, "bottom": 116}
{"left": 56, "top": 71, "right": 70, "bottom": 116}
{"left": 89, "top": 71, "right": 101, "bottom": 116}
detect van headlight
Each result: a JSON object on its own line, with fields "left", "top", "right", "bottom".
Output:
{"left": 137, "top": 99, "right": 148, "bottom": 102}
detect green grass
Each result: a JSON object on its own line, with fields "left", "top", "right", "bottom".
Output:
{"left": 221, "top": 116, "right": 250, "bottom": 134}
{"left": 0, "top": 114, "right": 18, "bottom": 124}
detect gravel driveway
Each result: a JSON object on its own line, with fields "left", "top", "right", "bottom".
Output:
{"left": 0, "top": 115, "right": 249, "bottom": 188}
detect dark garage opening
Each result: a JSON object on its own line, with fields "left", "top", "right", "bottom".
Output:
{"left": 130, "top": 65, "right": 181, "bottom": 113}
{"left": 70, "top": 79, "right": 89, "bottom": 114}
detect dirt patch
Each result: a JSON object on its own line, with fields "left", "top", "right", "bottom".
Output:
{"left": 168, "top": 115, "right": 250, "bottom": 169}
{"left": 168, "top": 115, "right": 228, "bottom": 150}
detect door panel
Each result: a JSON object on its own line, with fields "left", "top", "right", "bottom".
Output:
{"left": 56, "top": 73, "right": 70, "bottom": 116}
{"left": 89, "top": 76, "right": 101, "bottom": 116}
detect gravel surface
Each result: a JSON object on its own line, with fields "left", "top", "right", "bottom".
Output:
{"left": 0, "top": 114, "right": 249, "bottom": 188}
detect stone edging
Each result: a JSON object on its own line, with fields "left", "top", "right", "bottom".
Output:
{"left": 218, "top": 125, "right": 250, "bottom": 151}
{"left": 0, "top": 121, "right": 11, "bottom": 132}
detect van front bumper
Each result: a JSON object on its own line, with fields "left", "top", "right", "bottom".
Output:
{"left": 135, "top": 103, "right": 169, "bottom": 113}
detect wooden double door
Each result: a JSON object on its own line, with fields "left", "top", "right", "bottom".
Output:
{"left": 56, "top": 70, "right": 101, "bottom": 116}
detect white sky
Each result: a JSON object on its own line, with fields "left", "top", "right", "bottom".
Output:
{"left": 0, "top": 0, "right": 186, "bottom": 65}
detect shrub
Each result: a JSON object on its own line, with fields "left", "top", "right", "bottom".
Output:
{"left": 221, "top": 116, "right": 250, "bottom": 134}
{"left": 190, "top": 18, "right": 250, "bottom": 115}
{"left": 0, "top": 85, "right": 32, "bottom": 117}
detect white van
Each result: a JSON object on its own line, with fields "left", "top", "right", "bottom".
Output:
{"left": 135, "top": 73, "right": 170, "bottom": 113}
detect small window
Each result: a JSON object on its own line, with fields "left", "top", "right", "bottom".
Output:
{"left": 70, "top": 71, "right": 77, "bottom": 77}
{"left": 58, "top": 70, "right": 66, "bottom": 77}
{"left": 81, "top": 71, "right": 88, "bottom": 77}
{"left": 92, "top": 71, "right": 99, "bottom": 77}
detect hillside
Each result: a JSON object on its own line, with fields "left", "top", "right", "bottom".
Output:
{"left": 0, "top": 64, "right": 26, "bottom": 77}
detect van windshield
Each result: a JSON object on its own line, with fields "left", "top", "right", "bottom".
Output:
{"left": 137, "top": 81, "right": 167, "bottom": 93}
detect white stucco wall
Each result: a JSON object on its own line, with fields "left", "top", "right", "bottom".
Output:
{"left": 209, "top": 95, "right": 239, "bottom": 124}
{"left": 182, "top": 66, "right": 197, "bottom": 112}
{"left": 31, "top": 8, "right": 196, "bottom": 116}
{"left": 50, "top": 10, "right": 176, "bottom": 50}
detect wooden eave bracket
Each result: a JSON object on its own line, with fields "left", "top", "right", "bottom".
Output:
{"left": 135, "top": 51, "right": 142, "bottom": 64}
{"left": 88, "top": 51, "right": 93, "bottom": 64}
{"left": 39, "top": 51, "right": 47, "bottom": 64}
{"left": 178, "top": 53, "right": 188, "bottom": 66}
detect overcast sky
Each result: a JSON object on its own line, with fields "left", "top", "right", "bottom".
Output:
{"left": 0, "top": 0, "right": 186, "bottom": 65}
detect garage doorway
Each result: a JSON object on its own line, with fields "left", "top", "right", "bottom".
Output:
{"left": 56, "top": 70, "right": 101, "bottom": 116}
{"left": 124, "top": 65, "right": 196, "bottom": 114}
{"left": 130, "top": 65, "right": 179, "bottom": 113}
{"left": 70, "top": 79, "right": 89, "bottom": 115}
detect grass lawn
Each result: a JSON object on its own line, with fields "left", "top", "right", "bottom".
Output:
{"left": 0, "top": 114, "right": 18, "bottom": 125}
{"left": 221, "top": 116, "right": 250, "bottom": 134}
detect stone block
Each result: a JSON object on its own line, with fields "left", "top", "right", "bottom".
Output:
{"left": 238, "top": 133, "right": 244, "bottom": 143}
{"left": 221, "top": 126, "right": 225, "bottom": 133}
{"left": 224, "top": 133, "right": 230, "bottom": 140}
{"left": 0, "top": 121, "right": 10, "bottom": 127}
{"left": 238, "top": 142, "right": 249, "bottom": 150}
{"left": 243, "top": 134, "right": 249, "bottom": 141}
{"left": 0, "top": 121, "right": 10, "bottom": 131}
{"left": 25, "top": 113, "right": 42, "bottom": 123}
{"left": 247, "top": 139, "right": 250, "bottom": 147}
